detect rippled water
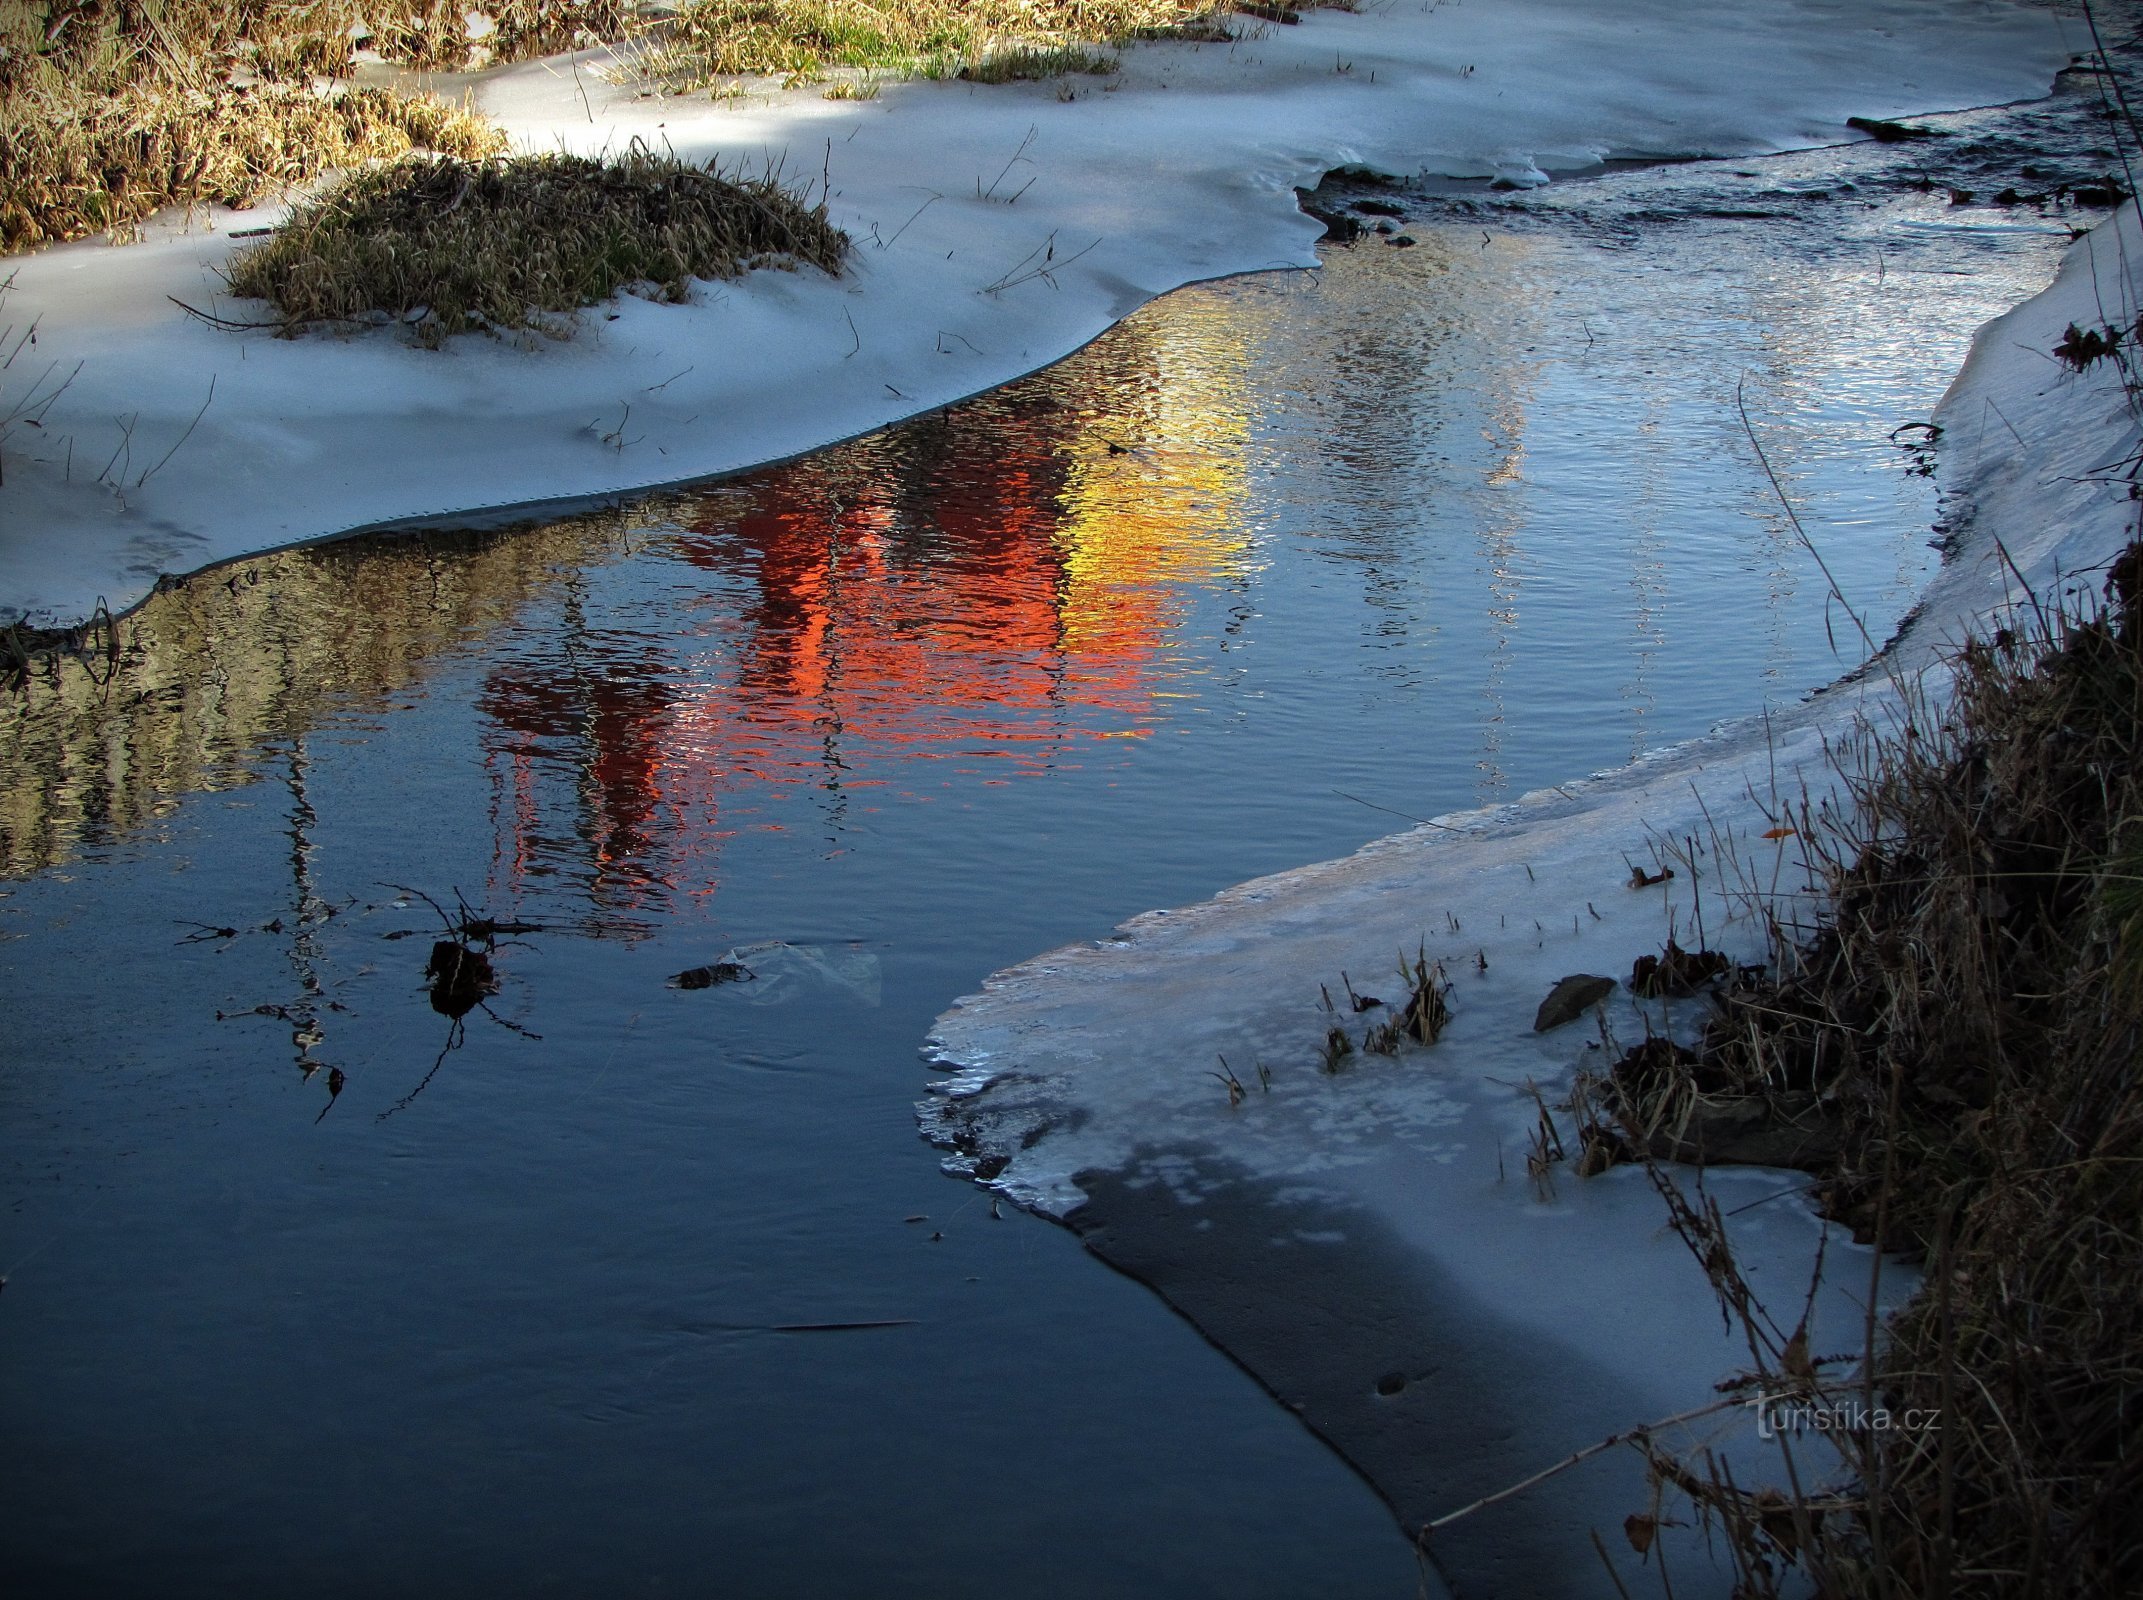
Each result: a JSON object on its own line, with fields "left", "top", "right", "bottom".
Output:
{"left": 0, "top": 171, "right": 2068, "bottom": 1597}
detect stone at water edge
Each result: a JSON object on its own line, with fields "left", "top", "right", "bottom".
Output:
{"left": 1533, "top": 973, "right": 1617, "bottom": 1032}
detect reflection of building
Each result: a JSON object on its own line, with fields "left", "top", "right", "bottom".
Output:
{"left": 472, "top": 316, "right": 1259, "bottom": 914}
{"left": 478, "top": 625, "right": 681, "bottom": 904}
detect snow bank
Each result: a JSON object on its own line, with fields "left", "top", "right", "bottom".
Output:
{"left": 917, "top": 188, "right": 2143, "bottom": 1595}
{"left": 0, "top": 0, "right": 2081, "bottom": 627}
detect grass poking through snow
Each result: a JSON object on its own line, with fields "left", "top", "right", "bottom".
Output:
{"left": 224, "top": 149, "right": 846, "bottom": 344}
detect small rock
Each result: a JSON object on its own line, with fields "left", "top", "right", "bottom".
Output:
{"left": 670, "top": 960, "right": 754, "bottom": 990}
{"left": 1534, "top": 974, "right": 1616, "bottom": 1032}
{"left": 1296, "top": 192, "right": 1362, "bottom": 241}
{"left": 426, "top": 940, "right": 496, "bottom": 1018}
{"left": 1846, "top": 115, "right": 1940, "bottom": 143}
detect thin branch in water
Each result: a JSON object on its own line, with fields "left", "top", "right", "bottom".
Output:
{"left": 1421, "top": 1395, "right": 1746, "bottom": 1533}
{"left": 1331, "top": 787, "right": 1465, "bottom": 833}
{"left": 1736, "top": 374, "right": 1875, "bottom": 657}
{"left": 378, "top": 1018, "right": 464, "bottom": 1120}
{"left": 381, "top": 880, "right": 455, "bottom": 933}
{"left": 979, "top": 126, "right": 1038, "bottom": 202}
{"left": 135, "top": 375, "right": 214, "bottom": 489}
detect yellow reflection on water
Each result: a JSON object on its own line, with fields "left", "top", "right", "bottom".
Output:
{"left": 1054, "top": 305, "right": 1259, "bottom": 655}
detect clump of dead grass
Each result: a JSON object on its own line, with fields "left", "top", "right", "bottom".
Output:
{"left": 1799, "top": 555, "right": 2141, "bottom": 1596}
{"left": 1680, "top": 555, "right": 2142, "bottom": 1254}
{"left": 224, "top": 147, "right": 845, "bottom": 344}
{"left": 0, "top": 1, "right": 514, "bottom": 252}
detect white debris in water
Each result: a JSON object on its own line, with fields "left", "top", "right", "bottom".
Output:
{"left": 920, "top": 204, "right": 2143, "bottom": 1594}
{"left": 0, "top": 0, "right": 2084, "bottom": 627}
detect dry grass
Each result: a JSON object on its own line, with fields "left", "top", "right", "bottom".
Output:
{"left": 223, "top": 147, "right": 845, "bottom": 343}
{"left": 2, "top": 1, "right": 1361, "bottom": 253}
{"left": 621, "top": 0, "right": 1352, "bottom": 89}
{"left": 356, "top": 0, "right": 637, "bottom": 70}
{"left": 0, "top": 2, "right": 526, "bottom": 252}
{"left": 1781, "top": 565, "right": 2140, "bottom": 1597}
{"left": 1567, "top": 553, "right": 2143, "bottom": 1597}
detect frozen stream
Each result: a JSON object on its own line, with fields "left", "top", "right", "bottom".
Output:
{"left": 0, "top": 116, "right": 2093, "bottom": 1596}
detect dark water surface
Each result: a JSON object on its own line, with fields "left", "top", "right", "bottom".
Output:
{"left": 1, "top": 176, "right": 2066, "bottom": 1596}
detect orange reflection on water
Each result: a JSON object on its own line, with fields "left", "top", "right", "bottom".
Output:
{"left": 475, "top": 326, "right": 1258, "bottom": 912}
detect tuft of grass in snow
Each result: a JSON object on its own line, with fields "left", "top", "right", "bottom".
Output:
{"left": 958, "top": 43, "right": 1120, "bottom": 84}
{"left": 225, "top": 148, "right": 846, "bottom": 345}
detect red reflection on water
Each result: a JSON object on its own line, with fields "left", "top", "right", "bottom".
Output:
{"left": 475, "top": 395, "right": 1181, "bottom": 912}
{"left": 479, "top": 639, "right": 684, "bottom": 902}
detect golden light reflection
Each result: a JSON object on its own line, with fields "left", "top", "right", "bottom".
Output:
{"left": 1053, "top": 311, "right": 1259, "bottom": 653}
{"left": 1472, "top": 291, "right": 1540, "bottom": 799}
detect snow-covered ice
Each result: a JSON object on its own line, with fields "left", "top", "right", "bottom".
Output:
{"left": 0, "top": 0, "right": 2085, "bottom": 627}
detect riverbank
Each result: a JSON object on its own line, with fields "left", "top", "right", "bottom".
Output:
{"left": 921, "top": 129, "right": 2143, "bottom": 1600}
{"left": 0, "top": 0, "right": 2075, "bottom": 628}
